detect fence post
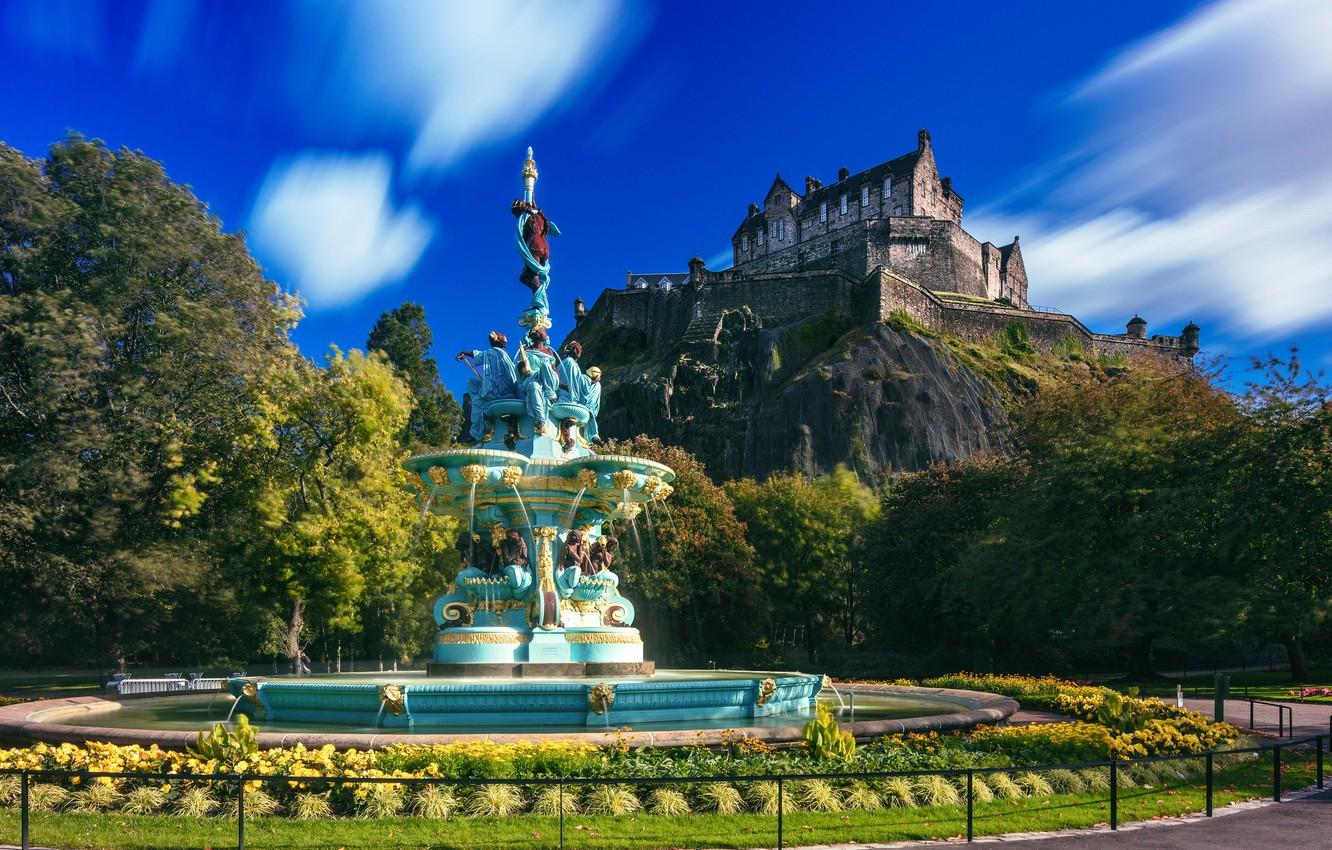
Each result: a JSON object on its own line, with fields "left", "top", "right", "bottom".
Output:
{"left": 1250, "top": 701, "right": 1254, "bottom": 730}
{"left": 966, "top": 770, "right": 974, "bottom": 842}
{"left": 1109, "top": 761, "right": 1118, "bottom": 830}
{"left": 19, "top": 770, "right": 28, "bottom": 850}
{"left": 237, "top": 776, "right": 246, "bottom": 850}
{"left": 1205, "top": 752, "right": 1213, "bottom": 817}
{"left": 1318, "top": 736, "right": 1324, "bottom": 789}
{"left": 777, "top": 777, "right": 784, "bottom": 850}
{"left": 1273, "top": 745, "right": 1282, "bottom": 802}
{"left": 559, "top": 782, "right": 565, "bottom": 850}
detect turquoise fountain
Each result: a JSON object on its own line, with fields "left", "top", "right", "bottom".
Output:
{"left": 223, "top": 148, "right": 824, "bottom": 730}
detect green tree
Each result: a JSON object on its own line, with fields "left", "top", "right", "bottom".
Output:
{"left": 597, "top": 436, "right": 762, "bottom": 661}
{"left": 0, "top": 136, "right": 299, "bottom": 665}
{"left": 211, "top": 348, "right": 454, "bottom": 672}
{"left": 726, "top": 467, "right": 877, "bottom": 654}
{"left": 366, "top": 302, "right": 460, "bottom": 451}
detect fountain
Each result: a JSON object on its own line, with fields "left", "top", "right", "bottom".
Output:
{"left": 0, "top": 149, "right": 1018, "bottom": 747}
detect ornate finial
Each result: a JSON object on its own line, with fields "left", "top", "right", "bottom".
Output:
{"left": 522, "top": 146, "right": 538, "bottom": 203}
{"left": 460, "top": 464, "right": 487, "bottom": 485}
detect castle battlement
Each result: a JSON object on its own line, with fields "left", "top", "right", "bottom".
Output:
{"left": 569, "top": 131, "right": 1198, "bottom": 363}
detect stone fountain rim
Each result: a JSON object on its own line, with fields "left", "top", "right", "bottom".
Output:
{"left": 0, "top": 683, "right": 1017, "bottom": 750}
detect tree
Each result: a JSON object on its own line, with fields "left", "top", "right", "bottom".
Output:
{"left": 211, "top": 348, "right": 454, "bottom": 672}
{"left": 366, "top": 302, "right": 460, "bottom": 451}
{"left": 596, "top": 436, "right": 762, "bottom": 661}
{"left": 727, "top": 467, "right": 878, "bottom": 655}
{"left": 0, "top": 136, "right": 299, "bottom": 665}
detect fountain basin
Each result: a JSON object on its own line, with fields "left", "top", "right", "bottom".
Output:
{"left": 0, "top": 679, "right": 1018, "bottom": 748}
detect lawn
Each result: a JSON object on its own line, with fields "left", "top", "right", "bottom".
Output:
{"left": 0, "top": 759, "right": 1314, "bottom": 850}
{"left": 1110, "top": 669, "right": 1332, "bottom": 704}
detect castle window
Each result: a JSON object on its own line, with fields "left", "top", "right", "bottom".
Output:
{"left": 742, "top": 234, "right": 749, "bottom": 252}
{"left": 778, "top": 219, "right": 786, "bottom": 240}
{"left": 819, "top": 201, "right": 827, "bottom": 222}
{"left": 757, "top": 228, "right": 764, "bottom": 247}
{"left": 861, "top": 185, "right": 870, "bottom": 207}
{"left": 894, "top": 205, "right": 902, "bottom": 216}
{"left": 883, "top": 177, "right": 892, "bottom": 199}
{"left": 840, "top": 193, "right": 848, "bottom": 215}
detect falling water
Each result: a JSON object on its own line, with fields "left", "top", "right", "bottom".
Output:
{"left": 565, "top": 486, "right": 587, "bottom": 530}
{"left": 512, "top": 485, "right": 534, "bottom": 530}
{"left": 375, "top": 701, "right": 387, "bottom": 728}
{"left": 417, "top": 489, "right": 436, "bottom": 523}
{"left": 825, "top": 681, "right": 847, "bottom": 712}
{"left": 623, "top": 489, "right": 644, "bottom": 559}
{"left": 224, "top": 696, "right": 241, "bottom": 724}
{"left": 468, "top": 480, "right": 478, "bottom": 570}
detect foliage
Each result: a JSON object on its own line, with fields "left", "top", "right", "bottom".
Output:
{"left": 801, "top": 704, "right": 857, "bottom": 762}
{"left": 727, "top": 466, "right": 879, "bottom": 650}
{"left": 366, "top": 302, "right": 460, "bottom": 451}
{"left": 596, "top": 436, "right": 763, "bottom": 658}
{"left": 189, "top": 714, "right": 258, "bottom": 764}
{"left": 968, "top": 723, "right": 1114, "bottom": 764}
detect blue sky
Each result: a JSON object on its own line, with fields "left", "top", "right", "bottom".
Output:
{"left": 4, "top": 0, "right": 1331, "bottom": 395}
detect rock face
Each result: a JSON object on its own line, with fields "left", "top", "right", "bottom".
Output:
{"left": 587, "top": 311, "right": 1008, "bottom": 482}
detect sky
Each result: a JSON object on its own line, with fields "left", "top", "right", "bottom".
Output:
{"left": 4, "top": 0, "right": 1331, "bottom": 395}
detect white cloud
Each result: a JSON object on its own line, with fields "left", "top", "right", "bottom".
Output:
{"left": 293, "top": 0, "right": 635, "bottom": 174}
{"left": 971, "top": 0, "right": 1332, "bottom": 339}
{"left": 248, "top": 153, "right": 434, "bottom": 309}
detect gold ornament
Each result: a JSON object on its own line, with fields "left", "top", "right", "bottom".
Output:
{"left": 379, "top": 684, "right": 405, "bottom": 716}
{"left": 588, "top": 682, "right": 616, "bottom": 714}
{"left": 657, "top": 484, "right": 674, "bottom": 501}
{"left": 501, "top": 465, "right": 524, "bottom": 487}
{"left": 441, "top": 601, "right": 474, "bottom": 625}
{"left": 612, "top": 469, "right": 637, "bottom": 490}
{"left": 240, "top": 682, "right": 264, "bottom": 714}
{"left": 756, "top": 678, "right": 778, "bottom": 707}
{"left": 642, "top": 475, "right": 664, "bottom": 497}
{"left": 436, "top": 631, "right": 531, "bottom": 644}
{"left": 821, "top": 674, "right": 833, "bottom": 692}
{"left": 534, "top": 527, "right": 558, "bottom": 595}
{"left": 427, "top": 467, "right": 448, "bottom": 486}
{"left": 460, "top": 464, "right": 487, "bottom": 484}
{"left": 577, "top": 468, "right": 599, "bottom": 489}
{"left": 620, "top": 502, "right": 641, "bottom": 521}
{"left": 565, "top": 631, "right": 642, "bottom": 644}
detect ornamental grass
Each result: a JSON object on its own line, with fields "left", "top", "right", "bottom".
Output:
{"left": 465, "top": 784, "right": 525, "bottom": 817}
{"left": 290, "top": 792, "right": 334, "bottom": 821}
{"left": 914, "top": 774, "right": 960, "bottom": 807}
{"left": 878, "top": 777, "right": 918, "bottom": 808}
{"left": 121, "top": 786, "right": 168, "bottom": 815}
{"left": 695, "top": 781, "right": 744, "bottom": 814}
{"left": 646, "top": 787, "right": 691, "bottom": 816}
{"left": 843, "top": 781, "right": 883, "bottom": 811}
{"left": 68, "top": 783, "right": 122, "bottom": 813}
{"left": 582, "top": 784, "right": 640, "bottom": 815}
{"left": 529, "top": 785, "right": 578, "bottom": 816}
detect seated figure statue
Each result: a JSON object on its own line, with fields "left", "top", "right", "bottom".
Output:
{"left": 556, "top": 531, "right": 619, "bottom": 601}
{"left": 517, "top": 328, "right": 560, "bottom": 436}
{"left": 453, "top": 524, "right": 533, "bottom": 600}
{"left": 456, "top": 331, "right": 518, "bottom": 443}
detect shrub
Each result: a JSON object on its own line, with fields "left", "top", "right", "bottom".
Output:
{"left": 173, "top": 787, "right": 217, "bottom": 817}
{"left": 291, "top": 792, "right": 334, "bottom": 820}
{"left": 1016, "top": 772, "right": 1054, "bottom": 797}
{"left": 1045, "top": 769, "right": 1086, "bottom": 793}
{"left": 69, "top": 783, "right": 122, "bottom": 813}
{"left": 121, "top": 786, "right": 168, "bottom": 815}
{"left": 987, "top": 773, "right": 1024, "bottom": 800}
{"left": 358, "top": 785, "right": 405, "bottom": 819}
{"left": 1079, "top": 767, "right": 1110, "bottom": 792}
{"left": 695, "top": 782, "right": 744, "bottom": 814}
{"left": 190, "top": 714, "right": 259, "bottom": 765}
{"left": 914, "top": 775, "right": 960, "bottom": 807}
{"left": 843, "top": 782, "right": 882, "bottom": 811}
{"left": 646, "top": 788, "right": 690, "bottom": 816}
{"left": 795, "top": 779, "right": 843, "bottom": 812}
{"left": 225, "top": 789, "right": 279, "bottom": 818}
{"left": 525, "top": 785, "right": 571, "bottom": 816}
{"left": 28, "top": 784, "right": 70, "bottom": 813}
{"left": 802, "top": 704, "right": 856, "bottom": 762}
{"left": 466, "top": 784, "right": 525, "bottom": 817}
{"left": 582, "top": 785, "right": 640, "bottom": 816}
{"left": 879, "top": 777, "right": 918, "bottom": 808}
{"left": 968, "top": 722, "right": 1114, "bottom": 763}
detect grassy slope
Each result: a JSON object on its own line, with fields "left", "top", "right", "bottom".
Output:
{"left": 0, "top": 760, "right": 1314, "bottom": 850}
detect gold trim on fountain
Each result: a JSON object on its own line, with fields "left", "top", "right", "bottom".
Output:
{"left": 435, "top": 631, "right": 532, "bottom": 645}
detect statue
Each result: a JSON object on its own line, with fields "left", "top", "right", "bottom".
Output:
{"left": 457, "top": 331, "right": 518, "bottom": 443}
{"left": 557, "top": 341, "right": 593, "bottom": 450}
{"left": 454, "top": 528, "right": 498, "bottom": 576}
{"left": 583, "top": 366, "right": 603, "bottom": 442}
{"left": 499, "top": 527, "right": 530, "bottom": 570}
{"left": 513, "top": 148, "right": 559, "bottom": 331}
{"left": 517, "top": 328, "right": 560, "bottom": 435}
{"left": 589, "top": 535, "right": 618, "bottom": 573}
{"left": 560, "top": 529, "right": 593, "bottom": 575}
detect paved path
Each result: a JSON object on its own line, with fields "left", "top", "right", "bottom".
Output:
{"left": 1180, "top": 697, "right": 1332, "bottom": 739}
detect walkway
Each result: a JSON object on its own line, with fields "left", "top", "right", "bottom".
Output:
{"left": 1180, "top": 696, "right": 1332, "bottom": 738}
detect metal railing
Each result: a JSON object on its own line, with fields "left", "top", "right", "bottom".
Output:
{"left": 4, "top": 735, "right": 1325, "bottom": 850}
{"left": 1235, "top": 697, "right": 1295, "bottom": 737}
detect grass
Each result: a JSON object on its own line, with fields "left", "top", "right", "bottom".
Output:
{"left": 1110, "top": 668, "right": 1332, "bottom": 703}
{"left": 0, "top": 760, "right": 1314, "bottom": 850}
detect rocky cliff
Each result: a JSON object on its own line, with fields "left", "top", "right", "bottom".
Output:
{"left": 576, "top": 309, "right": 1009, "bottom": 482}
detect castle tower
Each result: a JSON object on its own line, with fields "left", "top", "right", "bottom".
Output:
{"left": 1126, "top": 315, "right": 1147, "bottom": 339}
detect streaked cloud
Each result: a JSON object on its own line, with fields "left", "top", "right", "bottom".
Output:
{"left": 291, "top": 0, "right": 637, "bottom": 175}
{"left": 248, "top": 153, "right": 434, "bottom": 309}
{"left": 970, "top": 0, "right": 1332, "bottom": 339}
{"left": 133, "top": 0, "right": 198, "bottom": 72}
{"left": 4, "top": 0, "right": 102, "bottom": 58}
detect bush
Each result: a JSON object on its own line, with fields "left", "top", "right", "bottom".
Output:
{"left": 968, "top": 722, "right": 1114, "bottom": 763}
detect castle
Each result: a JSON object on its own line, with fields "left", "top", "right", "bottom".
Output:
{"left": 571, "top": 130, "right": 1199, "bottom": 362}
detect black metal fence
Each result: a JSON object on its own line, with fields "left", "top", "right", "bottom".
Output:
{"left": 4, "top": 735, "right": 1326, "bottom": 850}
